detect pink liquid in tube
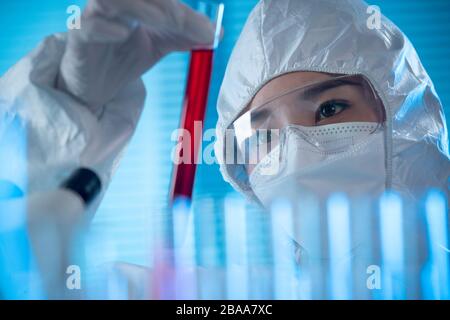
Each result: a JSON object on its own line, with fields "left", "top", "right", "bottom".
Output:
{"left": 170, "top": 49, "right": 214, "bottom": 201}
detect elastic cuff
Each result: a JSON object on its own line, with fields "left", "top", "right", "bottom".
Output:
{"left": 60, "top": 168, "right": 102, "bottom": 206}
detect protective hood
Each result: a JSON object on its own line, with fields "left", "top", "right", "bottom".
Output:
{"left": 215, "top": 0, "right": 449, "bottom": 201}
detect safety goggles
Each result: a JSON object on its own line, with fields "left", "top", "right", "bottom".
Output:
{"left": 226, "top": 74, "right": 385, "bottom": 170}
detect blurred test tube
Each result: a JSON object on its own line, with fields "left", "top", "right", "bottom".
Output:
{"left": 294, "top": 194, "right": 322, "bottom": 300}
{"left": 379, "top": 192, "right": 406, "bottom": 299}
{"left": 327, "top": 193, "right": 352, "bottom": 300}
{"left": 172, "top": 198, "right": 198, "bottom": 299}
{"left": 246, "top": 204, "right": 273, "bottom": 299}
{"left": 423, "top": 190, "right": 449, "bottom": 299}
{"left": 401, "top": 196, "right": 424, "bottom": 299}
{"left": 270, "top": 199, "right": 298, "bottom": 300}
{"left": 224, "top": 195, "right": 248, "bottom": 299}
{"left": 195, "top": 197, "right": 225, "bottom": 299}
{"left": 151, "top": 208, "right": 176, "bottom": 300}
{"left": 349, "top": 196, "right": 377, "bottom": 300}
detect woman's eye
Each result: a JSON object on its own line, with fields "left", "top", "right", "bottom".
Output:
{"left": 316, "top": 100, "right": 350, "bottom": 122}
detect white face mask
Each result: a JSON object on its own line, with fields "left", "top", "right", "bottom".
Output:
{"left": 249, "top": 122, "right": 386, "bottom": 208}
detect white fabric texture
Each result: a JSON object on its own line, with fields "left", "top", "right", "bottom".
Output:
{"left": 215, "top": 0, "right": 449, "bottom": 201}
{"left": 0, "top": 33, "right": 145, "bottom": 197}
{"left": 58, "top": 0, "right": 216, "bottom": 111}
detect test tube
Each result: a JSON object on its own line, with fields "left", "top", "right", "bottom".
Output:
{"left": 423, "top": 190, "right": 449, "bottom": 299}
{"left": 224, "top": 195, "right": 248, "bottom": 299}
{"left": 194, "top": 197, "right": 225, "bottom": 299}
{"left": 327, "top": 193, "right": 352, "bottom": 300}
{"left": 173, "top": 198, "right": 198, "bottom": 299}
{"left": 270, "top": 199, "right": 298, "bottom": 300}
{"left": 349, "top": 196, "right": 377, "bottom": 300}
{"left": 170, "top": 1, "right": 225, "bottom": 201}
{"left": 295, "top": 194, "right": 323, "bottom": 300}
{"left": 379, "top": 191, "right": 406, "bottom": 300}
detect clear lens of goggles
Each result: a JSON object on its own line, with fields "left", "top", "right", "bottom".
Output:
{"left": 227, "top": 74, "right": 385, "bottom": 170}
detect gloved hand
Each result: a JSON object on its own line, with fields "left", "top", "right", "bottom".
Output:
{"left": 0, "top": 0, "right": 216, "bottom": 204}
{"left": 57, "top": 0, "right": 216, "bottom": 112}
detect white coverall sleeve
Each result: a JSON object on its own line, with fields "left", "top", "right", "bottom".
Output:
{"left": 0, "top": 33, "right": 146, "bottom": 199}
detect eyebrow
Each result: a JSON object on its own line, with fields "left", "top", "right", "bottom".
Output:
{"left": 250, "top": 108, "right": 271, "bottom": 125}
{"left": 230, "top": 107, "right": 270, "bottom": 132}
{"left": 302, "top": 78, "right": 363, "bottom": 100}
{"left": 246, "top": 77, "right": 364, "bottom": 125}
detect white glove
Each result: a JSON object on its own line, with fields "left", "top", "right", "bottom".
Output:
{"left": 57, "top": 0, "right": 216, "bottom": 112}
{"left": 0, "top": 31, "right": 145, "bottom": 196}
{"left": 0, "top": 0, "right": 215, "bottom": 200}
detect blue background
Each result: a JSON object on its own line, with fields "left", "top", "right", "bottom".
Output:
{"left": 0, "top": 0, "right": 449, "bottom": 266}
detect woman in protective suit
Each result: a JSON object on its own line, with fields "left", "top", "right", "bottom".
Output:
{"left": 0, "top": 0, "right": 448, "bottom": 299}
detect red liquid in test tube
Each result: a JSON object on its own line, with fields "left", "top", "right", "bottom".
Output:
{"left": 170, "top": 49, "right": 214, "bottom": 201}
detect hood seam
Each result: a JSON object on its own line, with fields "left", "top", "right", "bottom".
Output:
{"left": 259, "top": 3, "right": 269, "bottom": 76}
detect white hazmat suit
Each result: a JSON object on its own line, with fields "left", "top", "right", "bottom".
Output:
{"left": 0, "top": 0, "right": 449, "bottom": 300}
